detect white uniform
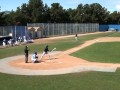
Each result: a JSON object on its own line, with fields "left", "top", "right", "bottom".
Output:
{"left": 31, "top": 53, "right": 38, "bottom": 63}
{"left": 3, "top": 39, "right": 6, "bottom": 47}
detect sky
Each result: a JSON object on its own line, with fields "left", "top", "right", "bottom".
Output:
{"left": 0, "top": 0, "right": 120, "bottom": 12}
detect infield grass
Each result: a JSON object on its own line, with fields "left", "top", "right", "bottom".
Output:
{"left": 71, "top": 42, "right": 120, "bottom": 63}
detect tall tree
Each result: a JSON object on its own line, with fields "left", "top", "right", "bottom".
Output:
{"left": 0, "top": 7, "right": 6, "bottom": 26}
{"left": 89, "top": 3, "right": 109, "bottom": 24}
{"left": 74, "top": 4, "right": 84, "bottom": 23}
{"left": 14, "top": 3, "right": 30, "bottom": 25}
{"left": 2, "top": 0, "right": 120, "bottom": 25}
{"left": 50, "top": 3, "right": 66, "bottom": 23}
{"left": 67, "top": 8, "right": 76, "bottom": 23}
{"left": 5, "top": 10, "right": 16, "bottom": 25}
{"left": 42, "top": 4, "right": 50, "bottom": 23}
{"left": 108, "top": 11, "right": 120, "bottom": 24}
{"left": 74, "top": 3, "right": 109, "bottom": 23}
{"left": 27, "top": 0, "right": 44, "bottom": 22}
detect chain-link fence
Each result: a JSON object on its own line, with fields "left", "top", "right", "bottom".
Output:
{"left": 0, "top": 23, "right": 99, "bottom": 40}
{"left": 0, "top": 26, "right": 12, "bottom": 36}
{"left": 27, "top": 23, "right": 99, "bottom": 38}
{"left": 0, "top": 26, "right": 27, "bottom": 45}
{"left": 0, "top": 26, "right": 27, "bottom": 38}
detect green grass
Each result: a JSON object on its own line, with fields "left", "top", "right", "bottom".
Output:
{"left": 108, "top": 32, "right": 120, "bottom": 37}
{"left": 0, "top": 69, "right": 120, "bottom": 90}
{"left": 77, "top": 32, "right": 114, "bottom": 41}
{"left": 0, "top": 32, "right": 120, "bottom": 90}
{"left": 0, "top": 32, "right": 116, "bottom": 59}
{"left": 71, "top": 42, "right": 120, "bottom": 63}
{"left": 0, "top": 40, "right": 81, "bottom": 59}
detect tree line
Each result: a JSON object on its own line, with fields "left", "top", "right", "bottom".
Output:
{"left": 0, "top": 0, "right": 120, "bottom": 26}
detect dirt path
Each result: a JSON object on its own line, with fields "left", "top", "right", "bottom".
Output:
{"left": 1, "top": 36, "right": 120, "bottom": 75}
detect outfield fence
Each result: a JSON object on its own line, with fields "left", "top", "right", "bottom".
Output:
{"left": 0, "top": 26, "right": 27, "bottom": 45}
{"left": 0, "top": 26, "right": 27, "bottom": 38}
{"left": 27, "top": 23, "right": 99, "bottom": 38}
{"left": 0, "top": 26, "right": 12, "bottom": 36}
{"left": 0, "top": 23, "right": 99, "bottom": 39}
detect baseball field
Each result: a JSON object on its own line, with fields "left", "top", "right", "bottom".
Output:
{"left": 0, "top": 32, "right": 120, "bottom": 90}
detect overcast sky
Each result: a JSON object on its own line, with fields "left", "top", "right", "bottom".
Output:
{"left": 0, "top": 0, "right": 120, "bottom": 12}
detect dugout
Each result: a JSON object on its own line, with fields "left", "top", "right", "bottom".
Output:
{"left": 0, "top": 36, "right": 12, "bottom": 45}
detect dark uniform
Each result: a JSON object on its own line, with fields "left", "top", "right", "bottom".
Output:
{"left": 75, "top": 34, "right": 78, "bottom": 40}
{"left": 75, "top": 34, "right": 77, "bottom": 37}
{"left": 44, "top": 45, "right": 49, "bottom": 54}
{"left": 40, "top": 45, "right": 50, "bottom": 61}
{"left": 24, "top": 46, "right": 29, "bottom": 63}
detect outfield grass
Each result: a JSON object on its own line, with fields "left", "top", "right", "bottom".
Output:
{"left": 108, "top": 32, "right": 120, "bottom": 37}
{"left": 71, "top": 42, "right": 120, "bottom": 63}
{"left": 0, "top": 69, "right": 120, "bottom": 90}
{"left": 0, "top": 32, "right": 115, "bottom": 59}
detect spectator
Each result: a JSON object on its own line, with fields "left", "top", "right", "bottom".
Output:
{"left": 3, "top": 39, "right": 6, "bottom": 47}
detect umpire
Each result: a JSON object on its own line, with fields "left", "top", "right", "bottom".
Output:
{"left": 24, "top": 46, "right": 29, "bottom": 63}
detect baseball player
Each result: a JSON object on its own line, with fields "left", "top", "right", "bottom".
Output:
{"left": 40, "top": 45, "right": 51, "bottom": 61}
{"left": 75, "top": 34, "right": 78, "bottom": 41}
{"left": 24, "top": 46, "right": 29, "bottom": 63}
{"left": 31, "top": 52, "right": 38, "bottom": 63}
